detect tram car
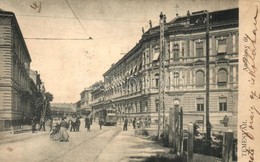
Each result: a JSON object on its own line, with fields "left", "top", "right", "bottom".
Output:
{"left": 99, "top": 108, "right": 117, "bottom": 125}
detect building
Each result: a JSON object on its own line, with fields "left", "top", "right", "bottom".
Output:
{"left": 51, "top": 103, "right": 76, "bottom": 117}
{"left": 91, "top": 8, "right": 238, "bottom": 133}
{"left": 0, "top": 10, "right": 32, "bottom": 131}
{"left": 79, "top": 88, "right": 92, "bottom": 114}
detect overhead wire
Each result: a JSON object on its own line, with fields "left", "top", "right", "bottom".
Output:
{"left": 24, "top": 33, "right": 141, "bottom": 41}
{"left": 16, "top": 14, "right": 147, "bottom": 22}
{"left": 65, "top": 0, "right": 88, "bottom": 35}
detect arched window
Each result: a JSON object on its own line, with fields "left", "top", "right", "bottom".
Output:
{"left": 196, "top": 70, "right": 205, "bottom": 88}
{"left": 218, "top": 69, "right": 227, "bottom": 86}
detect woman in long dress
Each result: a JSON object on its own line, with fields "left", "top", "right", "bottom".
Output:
{"left": 59, "top": 117, "right": 69, "bottom": 142}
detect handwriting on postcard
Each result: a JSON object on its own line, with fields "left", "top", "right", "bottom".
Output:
{"left": 241, "top": 5, "right": 259, "bottom": 162}
{"left": 30, "top": 1, "right": 41, "bottom": 13}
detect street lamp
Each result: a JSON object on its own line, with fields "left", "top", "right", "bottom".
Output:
{"left": 173, "top": 99, "right": 180, "bottom": 107}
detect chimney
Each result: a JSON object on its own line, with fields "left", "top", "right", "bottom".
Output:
{"left": 163, "top": 14, "right": 167, "bottom": 23}
{"left": 187, "top": 10, "right": 191, "bottom": 24}
{"left": 187, "top": 10, "right": 190, "bottom": 16}
{"left": 149, "top": 20, "right": 152, "bottom": 28}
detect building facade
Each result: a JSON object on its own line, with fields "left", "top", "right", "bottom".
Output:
{"left": 91, "top": 8, "right": 238, "bottom": 132}
{"left": 80, "top": 88, "right": 92, "bottom": 113}
{"left": 0, "top": 11, "right": 33, "bottom": 130}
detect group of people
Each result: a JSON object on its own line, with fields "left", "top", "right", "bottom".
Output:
{"left": 49, "top": 116, "right": 70, "bottom": 142}
{"left": 31, "top": 116, "right": 46, "bottom": 133}
{"left": 70, "top": 115, "right": 81, "bottom": 132}
{"left": 85, "top": 116, "right": 104, "bottom": 131}
{"left": 122, "top": 116, "right": 151, "bottom": 131}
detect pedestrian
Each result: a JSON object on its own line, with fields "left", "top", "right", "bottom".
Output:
{"left": 39, "top": 116, "right": 46, "bottom": 131}
{"left": 85, "top": 117, "right": 91, "bottom": 132}
{"left": 132, "top": 117, "right": 136, "bottom": 129}
{"left": 70, "top": 115, "right": 76, "bottom": 132}
{"left": 90, "top": 117, "right": 93, "bottom": 125}
{"left": 99, "top": 118, "right": 104, "bottom": 130}
{"left": 31, "top": 116, "right": 37, "bottom": 133}
{"left": 123, "top": 116, "right": 128, "bottom": 131}
{"left": 76, "top": 117, "right": 81, "bottom": 132}
{"left": 59, "top": 117, "right": 69, "bottom": 142}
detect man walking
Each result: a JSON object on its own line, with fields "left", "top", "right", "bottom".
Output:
{"left": 132, "top": 117, "right": 136, "bottom": 129}
{"left": 123, "top": 116, "right": 128, "bottom": 131}
{"left": 31, "top": 116, "right": 37, "bottom": 133}
{"left": 85, "top": 117, "right": 91, "bottom": 132}
{"left": 99, "top": 118, "right": 104, "bottom": 130}
{"left": 39, "top": 116, "right": 46, "bottom": 131}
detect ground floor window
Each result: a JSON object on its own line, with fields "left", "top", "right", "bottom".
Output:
{"left": 219, "top": 97, "right": 227, "bottom": 111}
{"left": 196, "top": 98, "right": 204, "bottom": 111}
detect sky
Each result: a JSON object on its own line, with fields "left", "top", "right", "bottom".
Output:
{"left": 0, "top": 0, "right": 238, "bottom": 103}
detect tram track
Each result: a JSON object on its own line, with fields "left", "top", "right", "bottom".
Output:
{"left": 48, "top": 126, "right": 121, "bottom": 162}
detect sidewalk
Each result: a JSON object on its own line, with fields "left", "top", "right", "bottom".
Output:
{"left": 96, "top": 125, "right": 171, "bottom": 162}
{"left": 0, "top": 125, "right": 49, "bottom": 145}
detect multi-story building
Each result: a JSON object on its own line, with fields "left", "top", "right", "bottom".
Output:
{"left": 91, "top": 8, "right": 238, "bottom": 132}
{"left": 80, "top": 88, "right": 92, "bottom": 113}
{"left": 90, "top": 81, "right": 105, "bottom": 112}
{"left": 0, "top": 10, "right": 32, "bottom": 131}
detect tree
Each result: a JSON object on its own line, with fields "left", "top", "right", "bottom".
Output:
{"left": 44, "top": 92, "right": 53, "bottom": 118}
{"left": 34, "top": 91, "right": 53, "bottom": 120}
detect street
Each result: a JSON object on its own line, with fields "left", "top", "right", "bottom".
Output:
{"left": 0, "top": 119, "right": 169, "bottom": 162}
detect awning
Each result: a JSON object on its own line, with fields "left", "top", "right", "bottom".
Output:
{"left": 153, "top": 52, "right": 160, "bottom": 61}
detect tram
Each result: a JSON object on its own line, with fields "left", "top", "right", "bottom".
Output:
{"left": 99, "top": 108, "right": 117, "bottom": 125}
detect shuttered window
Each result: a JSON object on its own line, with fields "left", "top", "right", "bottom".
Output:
{"left": 218, "top": 69, "right": 227, "bottom": 87}
{"left": 217, "top": 39, "right": 227, "bottom": 54}
{"left": 196, "top": 70, "right": 205, "bottom": 88}
{"left": 196, "top": 42, "right": 203, "bottom": 57}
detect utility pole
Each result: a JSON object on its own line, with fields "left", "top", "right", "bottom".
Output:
{"left": 158, "top": 12, "right": 165, "bottom": 140}
{"left": 162, "top": 37, "right": 166, "bottom": 140}
{"left": 205, "top": 10, "right": 211, "bottom": 153}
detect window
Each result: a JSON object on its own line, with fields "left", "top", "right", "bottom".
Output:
{"left": 196, "top": 42, "right": 203, "bottom": 57}
{"left": 217, "top": 39, "right": 227, "bottom": 54}
{"left": 173, "top": 43, "right": 179, "bottom": 60}
{"left": 155, "top": 73, "right": 159, "bottom": 88}
{"left": 153, "top": 48, "right": 160, "bottom": 62}
{"left": 219, "top": 97, "right": 227, "bottom": 111}
{"left": 140, "top": 101, "right": 142, "bottom": 113}
{"left": 145, "top": 101, "right": 148, "bottom": 112}
{"left": 155, "top": 100, "right": 159, "bottom": 112}
{"left": 196, "top": 70, "right": 205, "bottom": 88}
{"left": 218, "top": 69, "right": 227, "bottom": 86}
{"left": 196, "top": 98, "right": 204, "bottom": 111}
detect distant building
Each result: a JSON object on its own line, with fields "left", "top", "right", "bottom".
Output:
{"left": 79, "top": 88, "right": 92, "bottom": 114}
{"left": 90, "top": 81, "right": 105, "bottom": 111}
{"left": 0, "top": 10, "right": 32, "bottom": 131}
{"left": 91, "top": 8, "right": 239, "bottom": 133}
{"left": 51, "top": 103, "right": 76, "bottom": 117}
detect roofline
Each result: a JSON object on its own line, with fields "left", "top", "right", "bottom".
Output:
{"left": 102, "top": 7, "right": 238, "bottom": 77}
{"left": 0, "top": 10, "right": 32, "bottom": 62}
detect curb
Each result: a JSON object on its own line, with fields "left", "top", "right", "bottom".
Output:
{"left": 0, "top": 131, "right": 49, "bottom": 145}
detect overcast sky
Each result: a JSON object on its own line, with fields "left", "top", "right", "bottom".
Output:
{"left": 0, "top": 0, "right": 238, "bottom": 103}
